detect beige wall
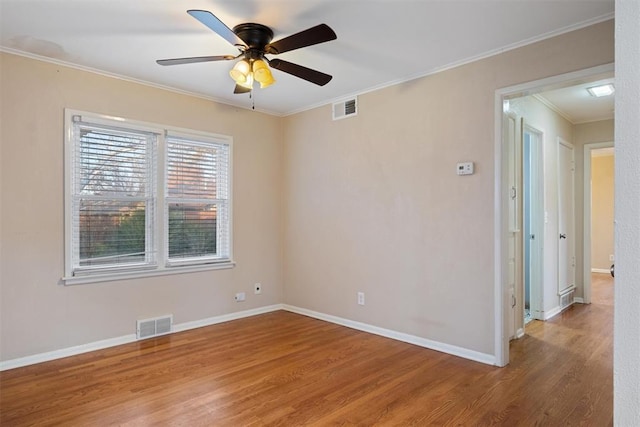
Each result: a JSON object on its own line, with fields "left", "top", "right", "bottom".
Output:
{"left": 282, "top": 20, "right": 614, "bottom": 356}
{"left": 0, "top": 19, "right": 615, "bottom": 364}
{"left": 591, "top": 154, "right": 615, "bottom": 270}
{"left": 0, "top": 53, "right": 284, "bottom": 361}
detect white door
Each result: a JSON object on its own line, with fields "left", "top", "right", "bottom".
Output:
{"left": 558, "top": 139, "right": 576, "bottom": 294}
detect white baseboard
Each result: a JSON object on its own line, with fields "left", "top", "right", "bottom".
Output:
{"left": 0, "top": 334, "right": 138, "bottom": 372}
{"left": 2, "top": 303, "right": 496, "bottom": 370}
{"left": 0, "top": 304, "right": 283, "bottom": 371}
{"left": 543, "top": 306, "right": 562, "bottom": 320}
{"left": 515, "top": 328, "right": 525, "bottom": 339}
{"left": 574, "top": 297, "right": 585, "bottom": 304}
{"left": 282, "top": 305, "right": 496, "bottom": 366}
{"left": 591, "top": 268, "right": 611, "bottom": 274}
{"left": 172, "top": 304, "right": 283, "bottom": 333}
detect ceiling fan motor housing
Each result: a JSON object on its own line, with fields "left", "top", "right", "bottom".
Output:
{"left": 233, "top": 23, "right": 274, "bottom": 50}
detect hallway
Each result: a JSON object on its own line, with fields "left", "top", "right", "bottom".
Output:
{"left": 509, "top": 273, "right": 613, "bottom": 424}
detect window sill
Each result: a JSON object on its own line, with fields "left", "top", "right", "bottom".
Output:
{"left": 61, "top": 261, "right": 236, "bottom": 286}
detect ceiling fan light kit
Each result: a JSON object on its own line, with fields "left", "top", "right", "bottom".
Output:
{"left": 157, "top": 10, "right": 337, "bottom": 95}
{"left": 230, "top": 58, "right": 275, "bottom": 90}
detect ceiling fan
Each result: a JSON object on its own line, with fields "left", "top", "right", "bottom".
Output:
{"left": 157, "top": 10, "right": 337, "bottom": 94}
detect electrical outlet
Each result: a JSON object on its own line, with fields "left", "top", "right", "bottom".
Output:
{"left": 609, "top": 254, "right": 615, "bottom": 262}
{"left": 357, "top": 292, "right": 365, "bottom": 306}
{"left": 254, "top": 283, "right": 262, "bottom": 294}
{"left": 235, "top": 292, "right": 246, "bottom": 302}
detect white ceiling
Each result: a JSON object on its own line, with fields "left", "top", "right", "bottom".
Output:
{"left": 536, "top": 78, "right": 615, "bottom": 124}
{"left": 0, "top": 0, "right": 614, "bottom": 116}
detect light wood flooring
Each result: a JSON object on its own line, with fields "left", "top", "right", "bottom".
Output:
{"left": 0, "top": 275, "right": 614, "bottom": 426}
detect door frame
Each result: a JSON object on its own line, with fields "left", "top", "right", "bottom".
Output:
{"left": 503, "top": 111, "right": 521, "bottom": 340}
{"left": 493, "top": 63, "right": 614, "bottom": 367}
{"left": 582, "top": 141, "right": 614, "bottom": 304}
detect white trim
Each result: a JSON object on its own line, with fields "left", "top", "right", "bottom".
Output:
{"left": 572, "top": 116, "right": 615, "bottom": 125}
{"left": 583, "top": 141, "right": 614, "bottom": 304}
{"left": 171, "top": 305, "right": 283, "bottom": 333}
{"left": 515, "top": 328, "right": 525, "bottom": 339}
{"left": 0, "top": 13, "right": 614, "bottom": 118}
{"left": 494, "top": 63, "right": 614, "bottom": 367}
{"left": 502, "top": 65, "right": 614, "bottom": 101}
{"left": 559, "top": 285, "right": 577, "bottom": 297}
{"left": 0, "top": 334, "right": 137, "bottom": 371}
{"left": 66, "top": 109, "right": 234, "bottom": 146}
{"left": 574, "top": 297, "right": 585, "bottom": 304}
{"left": 10, "top": 290, "right": 579, "bottom": 371}
{"left": 282, "top": 305, "right": 496, "bottom": 366}
{"left": 533, "top": 94, "right": 575, "bottom": 124}
{"left": 0, "top": 48, "right": 276, "bottom": 117}
{"left": 543, "top": 306, "right": 563, "bottom": 320}
{"left": 530, "top": 95, "right": 615, "bottom": 126}
{"left": 591, "top": 268, "right": 611, "bottom": 274}
{"left": 61, "top": 261, "right": 236, "bottom": 285}
{"left": 0, "top": 305, "right": 283, "bottom": 371}
{"left": 0, "top": 303, "right": 498, "bottom": 371}
{"left": 284, "top": 14, "right": 614, "bottom": 117}
{"left": 494, "top": 91, "right": 508, "bottom": 367}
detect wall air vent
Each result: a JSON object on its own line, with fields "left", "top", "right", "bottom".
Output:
{"left": 560, "top": 290, "right": 575, "bottom": 310}
{"left": 136, "top": 315, "right": 173, "bottom": 340}
{"left": 333, "top": 97, "right": 358, "bottom": 120}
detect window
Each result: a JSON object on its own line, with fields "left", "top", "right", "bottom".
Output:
{"left": 64, "top": 110, "right": 233, "bottom": 284}
{"left": 165, "top": 136, "right": 230, "bottom": 265}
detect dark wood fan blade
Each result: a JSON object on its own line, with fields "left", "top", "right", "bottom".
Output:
{"left": 156, "top": 55, "right": 235, "bottom": 66}
{"left": 269, "top": 59, "right": 332, "bottom": 86}
{"left": 266, "top": 24, "right": 336, "bottom": 55}
{"left": 187, "top": 10, "right": 247, "bottom": 48}
{"left": 234, "top": 84, "right": 252, "bottom": 94}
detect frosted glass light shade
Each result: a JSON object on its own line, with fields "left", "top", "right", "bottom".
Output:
{"left": 253, "top": 59, "right": 275, "bottom": 88}
{"left": 237, "top": 72, "right": 254, "bottom": 89}
{"left": 229, "top": 59, "right": 251, "bottom": 84}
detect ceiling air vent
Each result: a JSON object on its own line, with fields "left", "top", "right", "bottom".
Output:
{"left": 136, "top": 315, "right": 173, "bottom": 340}
{"left": 333, "top": 97, "right": 358, "bottom": 120}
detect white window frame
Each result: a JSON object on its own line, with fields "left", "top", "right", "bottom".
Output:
{"left": 63, "top": 109, "right": 234, "bottom": 285}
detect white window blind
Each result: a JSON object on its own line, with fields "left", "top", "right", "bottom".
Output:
{"left": 64, "top": 110, "right": 233, "bottom": 284}
{"left": 166, "top": 136, "right": 230, "bottom": 265}
{"left": 71, "top": 120, "right": 156, "bottom": 274}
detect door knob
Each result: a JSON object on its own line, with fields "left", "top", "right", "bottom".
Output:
{"left": 559, "top": 233, "right": 567, "bottom": 239}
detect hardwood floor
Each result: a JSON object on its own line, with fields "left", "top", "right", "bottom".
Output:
{"left": 1, "top": 277, "right": 613, "bottom": 426}
{"left": 591, "top": 272, "right": 614, "bottom": 306}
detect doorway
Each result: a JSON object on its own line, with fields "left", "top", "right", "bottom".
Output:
{"left": 583, "top": 143, "right": 615, "bottom": 304}
{"left": 494, "top": 63, "right": 615, "bottom": 366}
